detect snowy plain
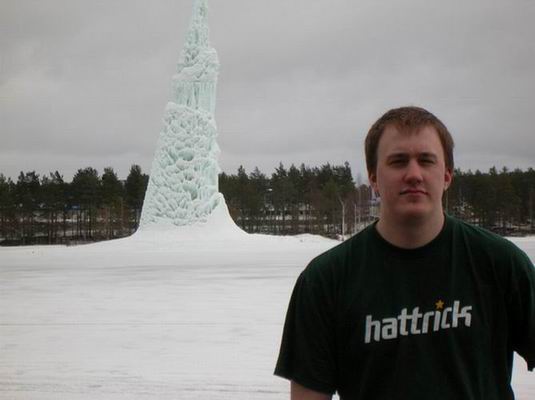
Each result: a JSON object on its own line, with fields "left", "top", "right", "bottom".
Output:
{"left": 1, "top": 228, "right": 534, "bottom": 399}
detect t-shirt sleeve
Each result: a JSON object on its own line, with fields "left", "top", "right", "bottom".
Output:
{"left": 274, "top": 264, "right": 337, "bottom": 395}
{"left": 508, "top": 247, "right": 535, "bottom": 371}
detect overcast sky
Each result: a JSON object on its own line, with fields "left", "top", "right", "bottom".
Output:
{"left": 1, "top": 0, "right": 534, "bottom": 182}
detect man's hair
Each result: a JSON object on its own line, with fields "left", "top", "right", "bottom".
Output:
{"left": 365, "top": 106, "right": 454, "bottom": 174}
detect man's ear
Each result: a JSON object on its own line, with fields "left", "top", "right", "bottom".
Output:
{"left": 444, "top": 168, "right": 453, "bottom": 191}
{"left": 369, "top": 172, "right": 379, "bottom": 195}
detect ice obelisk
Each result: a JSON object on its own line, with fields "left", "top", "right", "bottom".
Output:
{"left": 139, "top": 0, "right": 235, "bottom": 230}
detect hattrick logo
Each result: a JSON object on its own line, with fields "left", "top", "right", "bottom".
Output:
{"left": 364, "top": 300, "right": 472, "bottom": 343}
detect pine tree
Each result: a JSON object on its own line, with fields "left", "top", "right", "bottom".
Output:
{"left": 0, "top": 174, "right": 16, "bottom": 242}
{"left": 125, "top": 165, "right": 148, "bottom": 227}
{"left": 101, "top": 167, "right": 125, "bottom": 238}
{"left": 41, "top": 171, "right": 65, "bottom": 243}
{"left": 71, "top": 167, "right": 100, "bottom": 239}
{"left": 15, "top": 171, "right": 41, "bottom": 244}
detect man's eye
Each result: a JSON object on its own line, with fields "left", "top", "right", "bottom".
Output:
{"left": 419, "top": 159, "right": 436, "bottom": 166}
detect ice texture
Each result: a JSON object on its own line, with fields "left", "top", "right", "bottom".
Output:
{"left": 140, "top": 0, "right": 229, "bottom": 229}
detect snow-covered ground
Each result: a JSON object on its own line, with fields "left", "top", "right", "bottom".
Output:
{"left": 1, "top": 232, "right": 534, "bottom": 399}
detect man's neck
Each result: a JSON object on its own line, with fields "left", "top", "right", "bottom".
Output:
{"left": 375, "top": 211, "right": 445, "bottom": 249}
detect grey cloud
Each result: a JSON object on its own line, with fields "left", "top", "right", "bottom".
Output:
{"left": 1, "top": 0, "right": 534, "bottom": 181}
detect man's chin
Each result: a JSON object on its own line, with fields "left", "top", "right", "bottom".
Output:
{"left": 396, "top": 206, "right": 432, "bottom": 222}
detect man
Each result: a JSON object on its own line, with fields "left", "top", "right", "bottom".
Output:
{"left": 274, "top": 106, "right": 535, "bottom": 399}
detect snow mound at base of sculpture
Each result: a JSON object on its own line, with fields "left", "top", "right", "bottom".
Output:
{"left": 135, "top": 192, "right": 247, "bottom": 243}
{"left": 82, "top": 195, "right": 338, "bottom": 255}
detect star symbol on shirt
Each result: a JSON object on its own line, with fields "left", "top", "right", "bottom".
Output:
{"left": 435, "top": 300, "right": 445, "bottom": 310}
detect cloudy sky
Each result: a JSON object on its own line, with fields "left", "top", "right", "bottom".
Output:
{"left": 1, "top": 0, "right": 534, "bottom": 182}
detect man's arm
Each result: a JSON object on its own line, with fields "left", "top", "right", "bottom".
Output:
{"left": 291, "top": 381, "right": 332, "bottom": 400}
{"left": 275, "top": 268, "right": 337, "bottom": 397}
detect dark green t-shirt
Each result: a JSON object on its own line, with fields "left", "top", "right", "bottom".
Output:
{"left": 275, "top": 215, "right": 535, "bottom": 399}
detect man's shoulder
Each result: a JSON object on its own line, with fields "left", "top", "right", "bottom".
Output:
{"left": 303, "top": 224, "right": 375, "bottom": 279}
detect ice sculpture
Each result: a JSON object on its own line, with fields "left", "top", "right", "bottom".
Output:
{"left": 139, "top": 0, "right": 232, "bottom": 229}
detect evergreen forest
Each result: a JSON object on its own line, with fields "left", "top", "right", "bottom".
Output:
{"left": 1, "top": 163, "right": 534, "bottom": 245}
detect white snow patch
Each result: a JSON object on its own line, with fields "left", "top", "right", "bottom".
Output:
{"left": 1, "top": 235, "right": 534, "bottom": 399}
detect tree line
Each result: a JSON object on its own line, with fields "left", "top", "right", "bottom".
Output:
{"left": 220, "top": 162, "right": 373, "bottom": 236}
{"left": 0, "top": 163, "right": 534, "bottom": 245}
{"left": 445, "top": 167, "right": 535, "bottom": 234}
{"left": 0, "top": 165, "right": 148, "bottom": 245}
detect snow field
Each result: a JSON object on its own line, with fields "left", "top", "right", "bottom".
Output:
{"left": 1, "top": 234, "right": 534, "bottom": 399}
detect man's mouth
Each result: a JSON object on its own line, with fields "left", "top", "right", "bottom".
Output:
{"left": 400, "top": 189, "right": 427, "bottom": 195}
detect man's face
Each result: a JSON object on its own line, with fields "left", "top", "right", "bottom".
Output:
{"left": 368, "top": 124, "right": 452, "bottom": 223}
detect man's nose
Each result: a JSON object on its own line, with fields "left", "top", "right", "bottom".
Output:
{"left": 404, "top": 159, "right": 423, "bottom": 183}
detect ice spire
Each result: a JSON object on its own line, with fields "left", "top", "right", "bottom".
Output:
{"left": 138, "top": 0, "right": 230, "bottom": 229}
{"left": 185, "top": 0, "right": 210, "bottom": 48}
{"left": 173, "top": 0, "right": 218, "bottom": 115}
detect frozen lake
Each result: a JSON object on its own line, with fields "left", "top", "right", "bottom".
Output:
{"left": 1, "top": 233, "right": 534, "bottom": 399}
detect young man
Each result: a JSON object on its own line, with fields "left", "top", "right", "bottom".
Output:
{"left": 274, "top": 107, "right": 535, "bottom": 400}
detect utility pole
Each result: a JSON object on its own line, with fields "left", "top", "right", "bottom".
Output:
{"left": 353, "top": 202, "right": 357, "bottom": 235}
{"left": 338, "top": 196, "right": 346, "bottom": 240}
{"left": 530, "top": 188, "right": 534, "bottom": 233}
{"left": 358, "top": 186, "right": 362, "bottom": 229}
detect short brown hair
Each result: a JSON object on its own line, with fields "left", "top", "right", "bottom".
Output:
{"left": 365, "top": 106, "right": 454, "bottom": 174}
